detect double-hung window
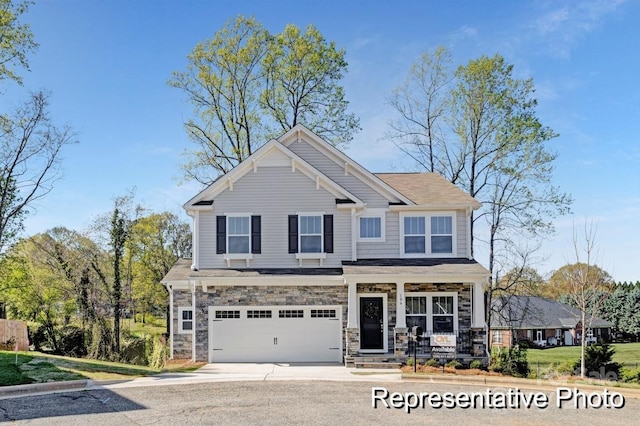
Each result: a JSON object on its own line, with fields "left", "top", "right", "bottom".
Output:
{"left": 228, "top": 216, "right": 250, "bottom": 253}
{"left": 178, "top": 307, "right": 193, "bottom": 334}
{"left": 288, "top": 214, "right": 333, "bottom": 255}
{"left": 431, "top": 216, "right": 453, "bottom": 253}
{"left": 405, "top": 293, "right": 457, "bottom": 335}
{"left": 216, "top": 215, "right": 261, "bottom": 256}
{"left": 299, "top": 215, "right": 322, "bottom": 253}
{"left": 402, "top": 213, "right": 454, "bottom": 256}
{"left": 404, "top": 216, "right": 426, "bottom": 254}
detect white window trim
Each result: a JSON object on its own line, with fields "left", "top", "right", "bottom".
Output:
{"left": 357, "top": 209, "right": 386, "bottom": 242}
{"left": 226, "top": 213, "right": 252, "bottom": 255}
{"left": 405, "top": 292, "right": 458, "bottom": 336}
{"left": 178, "top": 307, "right": 194, "bottom": 334}
{"left": 297, "top": 212, "right": 324, "bottom": 255}
{"left": 400, "top": 212, "right": 457, "bottom": 257}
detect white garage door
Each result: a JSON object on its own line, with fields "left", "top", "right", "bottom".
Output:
{"left": 208, "top": 305, "right": 342, "bottom": 363}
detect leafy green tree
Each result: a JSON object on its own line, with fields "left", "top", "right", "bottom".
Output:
{"left": 0, "top": 0, "right": 38, "bottom": 85}
{"left": 128, "top": 212, "right": 190, "bottom": 323}
{"left": 261, "top": 24, "right": 358, "bottom": 146}
{"left": 387, "top": 48, "right": 572, "bottom": 337}
{"left": 170, "top": 15, "right": 359, "bottom": 184}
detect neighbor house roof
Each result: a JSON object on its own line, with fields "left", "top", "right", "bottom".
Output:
{"left": 374, "top": 173, "right": 481, "bottom": 209}
{"left": 491, "top": 295, "right": 613, "bottom": 330}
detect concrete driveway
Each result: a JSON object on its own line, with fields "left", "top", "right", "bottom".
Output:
{"left": 97, "top": 362, "right": 402, "bottom": 390}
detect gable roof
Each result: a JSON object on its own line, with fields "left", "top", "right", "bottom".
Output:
{"left": 375, "top": 173, "right": 481, "bottom": 209}
{"left": 491, "top": 296, "right": 613, "bottom": 329}
{"left": 183, "top": 138, "right": 365, "bottom": 210}
{"left": 279, "top": 125, "right": 415, "bottom": 205}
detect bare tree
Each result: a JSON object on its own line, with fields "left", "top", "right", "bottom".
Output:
{"left": 0, "top": 91, "right": 76, "bottom": 252}
{"left": 562, "top": 221, "right": 610, "bottom": 378}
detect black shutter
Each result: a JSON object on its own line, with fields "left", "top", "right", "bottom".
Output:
{"left": 216, "top": 216, "right": 226, "bottom": 254}
{"left": 324, "top": 214, "right": 333, "bottom": 253}
{"left": 288, "top": 215, "right": 298, "bottom": 253}
{"left": 251, "top": 215, "right": 261, "bottom": 254}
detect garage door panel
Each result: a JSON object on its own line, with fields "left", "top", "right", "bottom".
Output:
{"left": 209, "top": 306, "right": 342, "bottom": 363}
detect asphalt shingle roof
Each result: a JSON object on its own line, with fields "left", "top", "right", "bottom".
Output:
{"left": 491, "top": 295, "right": 613, "bottom": 329}
{"left": 375, "top": 172, "right": 481, "bottom": 208}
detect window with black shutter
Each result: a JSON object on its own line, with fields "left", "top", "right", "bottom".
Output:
{"left": 216, "top": 216, "right": 226, "bottom": 254}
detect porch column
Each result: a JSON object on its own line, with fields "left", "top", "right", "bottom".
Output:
{"left": 472, "top": 280, "right": 485, "bottom": 328}
{"left": 347, "top": 281, "right": 358, "bottom": 328}
{"left": 191, "top": 280, "right": 196, "bottom": 362}
{"left": 395, "top": 281, "right": 406, "bottom": 328}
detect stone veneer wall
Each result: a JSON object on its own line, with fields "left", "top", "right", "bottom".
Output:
{"left": 172, "top": 285, "right": 347, "bottom": 362}
{"left": 403, "top": 283, "right": 473, "bottom": 355}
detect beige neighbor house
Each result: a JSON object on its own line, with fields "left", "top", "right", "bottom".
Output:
{"left": 161, "top": 125, "right": 490, "bottom": 367}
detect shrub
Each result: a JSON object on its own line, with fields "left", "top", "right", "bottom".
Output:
{"left": 621, "top": 368, "right": 640, "bottom": 383}
{"left": 405, "top": 358, "right": 415, "bottom": 366}
{"left": 148, "top": 337, "right": 168, "bottom": 369}
{"left": 573, "top": 342, "right": 622, "bottom": 380}
{"left": 446, "top": 360, "right": 462, "bottom": 369}
{"left": 490, "top": 345, "right": 530, "bottom": 378}
{"left": 58, "top": 326, "right": 87, "bottom": 357}
{"left": 425, "top": 358, "right": 441, "bottom": 367}
{"left": 469, "top": 360, "right": 484, "bottom": 370}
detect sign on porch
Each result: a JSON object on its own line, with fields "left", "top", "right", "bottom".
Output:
{"left": 430, "top": 334, "right": 456, "bottom": 360}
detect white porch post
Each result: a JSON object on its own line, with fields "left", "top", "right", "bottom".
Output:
{"left": 347, "top": 280, "right": 358, "bottom": 328}
{"left": 191, "top": 281, "right": 197, "bottom": 362}
{"left": 396, "top": 281, "right": 406, "bottom": 328}
{"left": 192, "top": 211, "right": 200, "bottom": 270}
{"left": 168, "top": 285, "right": 174, "bottom": 360}
{"left": 472, "top": 280, "right": 485, "bottom": 328}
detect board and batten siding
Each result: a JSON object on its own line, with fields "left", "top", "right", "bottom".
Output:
{"left": 198, "top": 166, "right": 351, "bottom": 268}
{"left": 287, "top": 139, "right": 392, "bottom": 208}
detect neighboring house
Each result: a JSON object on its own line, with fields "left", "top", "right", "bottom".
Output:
{"left": 490, "top": 296, "right": 613, "bottom": 348}
{"left": 161, "top": 125, "right": 490, "bottom": 366}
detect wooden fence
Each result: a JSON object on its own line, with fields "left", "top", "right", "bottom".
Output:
{"left": 0, "top": 319, "right": 29, "bottom": 351}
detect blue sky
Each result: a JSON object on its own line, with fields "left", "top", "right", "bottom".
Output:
{"left": 5, "top": 0, "right": 639, "bottom": 282}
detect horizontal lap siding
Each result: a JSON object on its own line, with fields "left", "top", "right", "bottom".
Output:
{"left": 199, "top": 166, "right": 350, "bottom": 268}
{"left": 357, "top": 212, "right": 400, "bottom": 258}
{"left": 287, "top": 140, "right": 391, "bottom": 208}
{"left": 456, "top": 210, "right": 467, "bottom": 258}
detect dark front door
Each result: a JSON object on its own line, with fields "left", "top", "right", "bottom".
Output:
{"left": 360, "top": 297, "right": 384, "bottom": 350}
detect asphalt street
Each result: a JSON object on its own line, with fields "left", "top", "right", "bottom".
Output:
{"left": 1, "top": 379, "right": 639, "bottom": 425}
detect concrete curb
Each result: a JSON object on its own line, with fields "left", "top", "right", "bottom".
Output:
{"left": 402, "top": 373, "right": 640, "bottom": 398}
{"left": 0, "top": 380, "right": 89, "bottom": 399}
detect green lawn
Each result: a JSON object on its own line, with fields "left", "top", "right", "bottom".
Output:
{"left": 527, "top": 343, "right": 640, "bottom": 370}
{"left": 0, "top": 351, "right": 201, "bottom": 386}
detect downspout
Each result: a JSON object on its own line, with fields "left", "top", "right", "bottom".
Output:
{"left": 168, "top": 284, "right": 174, "bottom": 359}
{"left": 191, "top": 211, "right": 200, "bottom": 270}
{"left": 351, "top": 208, "right": 357, "bottom": 261}
{"left": 466, "top": 207, "right": 472, "bottom": 260}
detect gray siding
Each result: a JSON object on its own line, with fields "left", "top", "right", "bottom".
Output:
{"left": 456, "top": 209, "right": 468, "bottom": 257}
{"left": 287, "top": 139, "right": 392, "bottom": 207}
{"left": 356, "top": 211, "right": 401, "bottom": 258}
{"left": 198, "top": 166, "right": 351, "bottom": 268}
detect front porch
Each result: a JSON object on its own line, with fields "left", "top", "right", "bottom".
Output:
{"left": 341, "top": 262, "right": 490, "bottom": 367}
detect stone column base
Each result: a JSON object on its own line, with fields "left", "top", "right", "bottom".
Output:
{"left": 394, "top": 327, "right": 409, "bottom": 357}
{"left": 345, "top": 328, "right": 360, "bottom": 356}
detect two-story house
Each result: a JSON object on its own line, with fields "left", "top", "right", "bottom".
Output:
{"left": 161, "top": 125, "right": 490, "bottom": 366}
